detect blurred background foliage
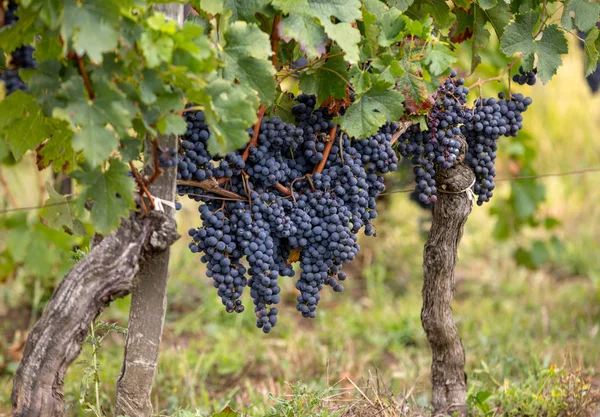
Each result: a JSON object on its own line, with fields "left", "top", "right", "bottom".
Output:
{"left": 1, "top": 32, "right": 599, "bottom": 417}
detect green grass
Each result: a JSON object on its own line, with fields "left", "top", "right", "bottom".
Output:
{"left": 1, "top": 42, "right": 600, "bottom": 416}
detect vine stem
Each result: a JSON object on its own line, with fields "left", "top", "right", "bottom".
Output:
{"left": 76, "top": 56, "right": 96, "bottom": 100}
{"left": 176, "top": 179, "right": 245, "bottom": 200}
{"left": 129, "top": 161, "right": 155, "bottom": 211}
{"left": 145, "top": 139, "right": 164, "bottom": 186}
{"left": 241, "top": 104, "right": 267, "bottom": 162}
{"left": 466, "top": 57, "right": 520, "bottom": 90}
{"left": 89, "top": 322, "right": 101, "bottom": 416}
{"left": 313, "top": 125, "right": 338, "bottom": 174}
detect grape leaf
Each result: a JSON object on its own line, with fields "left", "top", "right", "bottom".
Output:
{"left": 536, "top": 25, "right": 569, "bottom": 83}
{"left": 306, "top": 0, "right": 362, "bottom": 23}
{"left": 449, "top": 7, "right": 473, "bottom": 43}
{"left": 480, "top": 2, "right": 512, "bottom": 38}
{"left": 424, "top": 43, "right": 457, "bottom": 75}
{"left": 348, "top": 66, "right": 372, "bottom": 95}
{"left": 139, "top": 32, "right": 174, "bottom": 68}
{"left": 409, "top": 0, "right": 452, "bottom": 28}
{"left": 471, "top": 5, "right": 491, "bottom": 71}
{"left": 36, "top": 120, "right": 76, "bottom": 172}
{"left": 320, "top": 21, "right": 361, "bottom": 64}
{"left": 157, "top": 113, "right": 188, "bottom": 135}
{"left": 336, "top": 80, "right": 404, "bottom": 138}
{"left": 71, "top": 124, "right": 119, "bottom": 167}
{"left": 583, "top": 26, "right": 599, "bottom": 75}
{"left": 120, "top": 138, "right": 143, "bottom": 163}
{"left": 389, "top": 0, "right": 415, "bottom": 13}
{"left": 478, "top": 0, "right": 497, "bottom": 10}
{"left": 0, "top": 7, "right": 37, "bottom": 53}
{"left": 72, "top": 159, "right": 135, "bottom": 234}
{"left": 500, "top": 11, "right": 538, "bottom": 58}
{"left": 561, "top": 0, "right": 600, "bottom": 32}
{"left": 299, "top": 51, "right": 348, "bottom": 107}
{"left": 272, "top": 0, "right": 309, "bottom": 14}
{"left": 204, "top": 80, "right": 260, "bottom": 155}
{"left": 33, "top": 35, "right": 63, "bottom": 61}
{"left": 0, "top": 91, "right": 51, "bottom": 160}
{"left": 39, "top": 182, "right": 86, "bottom": 236}
{"left": 379, "top": 11, "right": 406, "bottom": 47}
{"left": 224, "top": 0, "right": 272, "bottom": 21}
{"left": 279, "top": 15, "right": 327, "bottom": 58}
{"left": 61, "top": 0, "right": 121, "bottom": 63}
{"left": 222, "top": 21, "right": 276, "bottom": 104}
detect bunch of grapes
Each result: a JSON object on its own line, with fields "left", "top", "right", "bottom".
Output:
{"left": 512, "top": 66, "right": 537, "bottom": 86}
{"left": 396, "top": 71, "right": 468, "bottom": 204}
{"left": 175, "top": 94, "right": 398, "bottom": 332}
{"left": 461, "top": 92, "right": 532, "bottom": 205}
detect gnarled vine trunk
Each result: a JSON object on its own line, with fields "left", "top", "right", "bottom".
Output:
{"left": 421, "top": 136, "right": 473, "bottom": 416}
{"left": 115, "top": 134, "right": 178, "bottom": 416}
{"left": 11, "top": 211, "right": 179, "bottom": 417}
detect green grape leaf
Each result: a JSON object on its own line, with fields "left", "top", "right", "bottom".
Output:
{"left": 33, "top": 35, "right": 63, "bottom": 61}
{"left": 424, "top": 43, "right": 457, "bottom": 75}
{"left": 36, "top": 120, "right": 76, "bottom": 172}
{"left": 39, "top": 182, "right": 86, "bottom": 236}
{"left": 583, "top": 26, "right": 599, "bottom": 76}
{"left": 536, "top": 24, "right": 569, "bottom": 83}
{"left": 279, "top": 15, "right": 327, "bottom": 58}
{"left": 71, "top": 124, "right": 118, "bottom": 168}
{"left": 320, "top": 21, "right": 361, "bottom": 64}
{"left": 306, "top": 0, "right": 362, "bottom": 23}
{"left": 157, "top": 113, "right": 188, "bottom": 135}
{"left": 120, "top": 138, "right": 143, "bottom": 163}
{"left": 478, "top": 0, "right": 497, "bottom": 10}
{"left": 389, "top": 0, "right": 415, "bottom": 13}
{"left": 0, "top": 7, "right": 37, "bottom": 52}
{"left": 379, "top": 11, "right": 406, "bottom": 47}
{"left": 0, "top": 91, "right": 51, "bottom": 160}
{"left": 272, "top": 0, "right": 309, "bottom": 14}
{"left": 224, "top": 0, "right": 272, "bottom": 21}
{"left": 204, "top": 80, "right": 260, "bottom": 155}
{"left": 449, "top": 7, "right": 474, "bottom": 43}
{"left": 501, "top": 11, "right": 568, "bottom": 83}
{"left": 348, "top": 66, "right": 372, "bottom": 95}
{"left": 561, "top": 0, "right": 600, "bottom": 32}
{"left": 480, "top": 1, "right": 512, "bottom": 38}
{"left": 72, "top": 159, "right": 135, "bottom": 234}
{"left": 336, "top": 80, "right": 404, "bottom": 138}
{"left": 222, "top": 21, "right": 276, "bottom": 104}
{"left": 410, "top": 0, "right": 452, "bottom": 28}
{"left": 139, "top": 32, "right": 174, "bottom": 68}
{"left": 299, "top": 51, "right": 348, "bottom": 107}
{"left": 61, "top": 0, "right": 121, "bottom": 63}
{"left": 500, "top": 10, "right": 539, "bottom": 58}
{"left": 471, "top": 5, "right": 491, "bottom": 71}
{"left": 193, "top": 0, "right": 224, "bottom": 14}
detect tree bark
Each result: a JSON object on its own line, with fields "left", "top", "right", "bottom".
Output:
{"left": 115, "top": 134, "right": 178, "bottom": 417}
{"left": 421, "top": 136, "right": 473, "bottom": 416}
{"left": 11, "top": 210, "right": 179, "bottom": 417}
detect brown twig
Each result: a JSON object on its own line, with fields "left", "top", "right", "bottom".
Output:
{"left": 270, "top": 15, "right": 281, "bottom": 68}
{"left": 241, "top": 105, "right": 267, "bottom": 162}
{"left": 129, "top": 162, "right": 154, "bottom": 212}
{"left": 313, "top": 125, "right": 338, "bottom": 174}
{"left": 145, "top": 139, "right": 164, "bottom": 186}
{"left": 274, "top": 183, "right": 292, "bottom": 196}
{"left": 0, "top": 167, "right": 18, "bottom": 208}
{"left": 390, "top": 121, "right": 414, "bottom": 146}
{"left": 467, "top": 57, "right": 520, "bottom": 90}
{"left": 76, "top": 56, "right": 95, "bottom": 100}
{"left": 177, "top": 179, "right": 245, "bottom": 200}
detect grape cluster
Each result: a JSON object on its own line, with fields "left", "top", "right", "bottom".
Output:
{"left": 176, "top": 95, "right": 399, "bottom": 332}
{"left": 157, "top": 147, "right": 179, "bottom": 168}
{"left": 461, "top": 92, "right": 532, "bottom": 205}
{"left": 397, "top": 71, "right": 468, "bottom": 204}
{"left": 512, "top": 66, "right": 537, "bottom": 86}
{"left": 0, "top": 1, "right": 36, "bottom": 96}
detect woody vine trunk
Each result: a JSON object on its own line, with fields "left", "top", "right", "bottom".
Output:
{"left": 421, "top": 135, "right": 473, "bottom": 416}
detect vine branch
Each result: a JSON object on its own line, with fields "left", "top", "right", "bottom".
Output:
{"left": 466, "top": 57, "right": 520, "bottom": 90}
{"left": 76, "top": 56, "right": 96, "bottom": 100}
{"left": 313, "top": 125, "right": 338, "bottom": 174}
